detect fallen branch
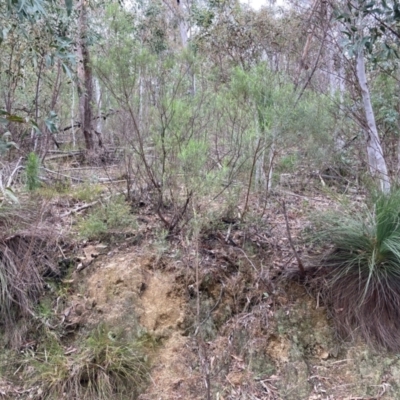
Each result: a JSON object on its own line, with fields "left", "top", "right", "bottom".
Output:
{"left": 60, "top": 200, "right": 99, "bottom": 218}
{"left": 42, "top": 167, "right": 85, "bottom": 182}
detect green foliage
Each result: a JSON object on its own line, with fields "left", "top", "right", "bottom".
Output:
{"left": 313, "top": 190, "right": 400, "bottom": 350}
{"left": 72, "top": 183, "right": 103, "bottom": 202}
{"left": 276, "top": 154, "right": 297, "bottom": 173}
{"left": 24, "top": 325, "right": 149, "bottom": 399}
{"left": 78, "top": 197, "right": 136, "bottom": 241}
{"left": 335, "top": 0, "right": 400, "bottom": 61}
{"left": 372, "top": 73, "right": 400, "bottom": 139}
{"left": 95, "top": 9, "right": 336, "bottom": 231}
{"left": 25, "top": 152, "right": 41, "bottom": 191}
{"left": 0, "top": 132, "right": 18, "bottom": 155}
{"left": 37, "top": 180, "right": 71, "bottom": 199}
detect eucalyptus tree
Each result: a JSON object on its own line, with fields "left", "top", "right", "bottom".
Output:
{"left": 333, "top": 0, "right": 400, "bottom": 191}
{"left": 0, "top": 0, "right": 74, "bottom": 154}
{"left": 77, "top": 0, "right": 95, "bottom": 152}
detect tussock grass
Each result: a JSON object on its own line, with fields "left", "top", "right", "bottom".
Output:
{"left": 313, "top": 190, "right": 400, "bottom": 351}
{"left": 26, "top": 325, "right": 149, "bottom": 399}
{"left": 0, "top": 202, "right": 59, "bottom": 344}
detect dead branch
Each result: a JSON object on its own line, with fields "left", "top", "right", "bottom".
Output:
{"left": 42, "top": 167, "right": 85, "bottom": 182}
{"left": 60, "top": 110, "right": 120, "bottom": 133}
{"left": 60, "top": 200, "right": 99, "bottom": 218}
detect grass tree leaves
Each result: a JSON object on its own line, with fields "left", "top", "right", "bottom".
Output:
{"left": 313, "top": 190, "right": 400, "bottom": 350}
{"left": 65, "top": 0, "right": 72, "bottom": 16}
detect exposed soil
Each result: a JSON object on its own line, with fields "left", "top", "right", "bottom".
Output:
{"left": 63, "top": 237, "right": 400, "bottom": 400}
{"left": 3, "top": 191, "right": 400, "bottom": 400}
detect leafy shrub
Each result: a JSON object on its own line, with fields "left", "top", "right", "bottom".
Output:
{"left": 313, "top": 190, "right": 400, "bottom": 350}
{"left": 78, "top": 197, "right": 136, "bottom": 240}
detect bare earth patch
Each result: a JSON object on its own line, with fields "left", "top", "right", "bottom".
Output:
{"left": 73, "top": 250, "right": 201, "bottom": 399}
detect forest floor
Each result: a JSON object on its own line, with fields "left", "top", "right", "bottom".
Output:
{"left": 74, "top": 193, "right": 400, "bottom": 400}
{"left": 1, "top": 165, "right": 400, "bottom": 400}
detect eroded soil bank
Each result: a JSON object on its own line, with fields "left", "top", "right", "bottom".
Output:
{"left": 66, "top": 242, "right": 400, "bottom": 400}
{"left": 2, "top": 195, "right": 400, "bottom": 400}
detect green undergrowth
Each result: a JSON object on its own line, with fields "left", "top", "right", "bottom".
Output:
{"left": 77, "top": 196, "right": 137, "bottom": 241}
{"left": 25, "top": 152, "right": 40, "bottom": 192}
{"left": 5, "top": 323, "right": 151, "bottom": 400}
{"left": 37, "top": 181, "right": 104, "bottom": 201}
{"left": 72, "top": 183, "right": 105, "bottom": 202}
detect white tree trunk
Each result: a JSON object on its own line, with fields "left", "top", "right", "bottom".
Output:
{"left": 95, "top": 77, "right": 102, "bottom": 133}
{"left": 175, "top": 0, "right": 188, "bottom": 48}
{"left": 266, "top": 136, "right": 276, "bottom": 192}
{"left": 356, "top": 47, "right": 390, "bottom": 193}
{"left": 71, "top": 84, "right": 76, "bottom": 148}
{"left": 179, "top": 18, "right": 188, "bottom": 48}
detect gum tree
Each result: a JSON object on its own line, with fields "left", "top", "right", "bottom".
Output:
{"left": 336, "top": 0, "right": 391, "bottom": 192}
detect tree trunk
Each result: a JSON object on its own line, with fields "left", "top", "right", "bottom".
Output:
{"left": 175, "top": 0, "right": 188, "bottom": 48}
{"left": 356, "top": 47, "right": 390, "bottom": 193}
{"left": 77, "top": 0, "right": 94, "bottom": 152}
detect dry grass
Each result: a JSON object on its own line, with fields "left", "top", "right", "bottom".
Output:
{"left": 329, "top": 272, "right": 400, "bottom": 350}
{"left": 0, "top": 201, "right": 60, "bottom": 345}
{"left": 24, "top": 325, "right": 149, "bottom": 400}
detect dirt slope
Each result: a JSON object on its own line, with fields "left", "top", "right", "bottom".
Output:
{"left": 68, "top": 241, "right": 400, "bottom": 400}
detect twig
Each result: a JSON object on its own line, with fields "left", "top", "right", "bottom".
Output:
{"left": 196, "top": 337, "right": 211, "bottom": 400}
{"left": 234, "top": 247, "right": 258, "bottom": 272}
{"left": 194, "top": 285, "right": 224, "bottom": 336}
{"left": 282, "top": 200, "right": 305, "bottom": 276}
{"left": 45, "top": 151, "right": 83, "bottom": 161}
{"left": 60, "top": 200, "right": 99, "bottom": 218}
{"left": 6, "top": 157, "right": 23, "bottom": 187}
{"left": 42, "top": 167, "right": 85, "bottom": 182}
{"left": 59, "top": 110, "right": 119, "bottom": 132}
{"left": 242, "top": 137, "right": 263, "bottom": 221}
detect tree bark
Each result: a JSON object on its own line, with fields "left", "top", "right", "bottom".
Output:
{"left": 178, "top": 6, "right": 188, "bottom": 48}
{"left": 356, "top": 47, "right": 390, "bottom": 193}
{"left": 77, "top": 0, "right": 94, "bottom": 152}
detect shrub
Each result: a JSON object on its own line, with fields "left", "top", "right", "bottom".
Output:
{"left": 78, "top": 197, "right": 136, "bottom": 240}
{"left": 313, "top": 190, "right": 400, "bottom": 350}
{"left": 72, "top": 183, "right": 104, "bottom": 202}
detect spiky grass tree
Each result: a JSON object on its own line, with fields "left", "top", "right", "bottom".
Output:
{"left": 316, "top": 191, "right": 400, "bottom": 351}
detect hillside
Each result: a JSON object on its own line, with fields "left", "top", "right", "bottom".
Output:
{"left": 1, "top": 175, "right": 399, "bottom": 400}
{"left": 2, "top": 0, "right": 400, "bottom": 398}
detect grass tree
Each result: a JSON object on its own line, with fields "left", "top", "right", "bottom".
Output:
{"left": 314, "top": 190, "right": 400, "bottom": 350}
